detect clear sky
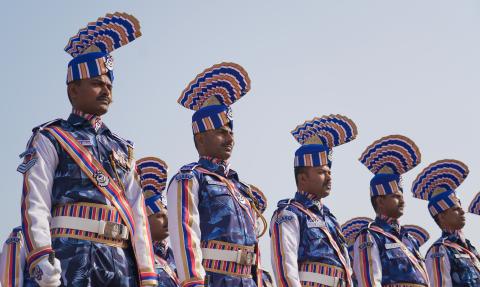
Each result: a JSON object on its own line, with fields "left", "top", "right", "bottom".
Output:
{"left": 1, "top": 0, "right": 479, "bottom": 273}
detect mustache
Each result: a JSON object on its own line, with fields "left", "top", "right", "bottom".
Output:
{"left": 97, "top": 94, "right": 112, "bottom": 104}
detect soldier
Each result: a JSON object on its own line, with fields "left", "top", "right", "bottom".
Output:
{"left": 342, "top": 218, "right": 430, "bottom": 286}
{"left": 19, "top": 13, "right": 157, "bottom": 287}
{"left": 167, "top": 63, "right": 265, "bottom": 286}
{"left": 412, "top": 160, "right": 480, "bottom": 286}
{"left": 136, "top": 157, "right": 180, "bottom": 287}
{"left": 354, "top": 135, "right": 429, "bottom": 287}
{"left": 270, "top": 114, "right": 358, "bottom": 287}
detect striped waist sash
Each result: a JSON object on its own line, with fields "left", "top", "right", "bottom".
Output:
{"left": 299, "top": 262, "right": 346, "bottom": 287}
{"left": 51, "top": 202, "right": 128, "bottom": 248}
{"left": 201, "top": 240, "right": 255, "bottom": 278}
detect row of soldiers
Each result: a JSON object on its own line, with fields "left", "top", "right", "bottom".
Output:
{"left": 0, "top": 11, "right": 479, "bottom": 287}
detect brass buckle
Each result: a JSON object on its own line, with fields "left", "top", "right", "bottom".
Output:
{"left": 102, "top": 221, "right": 128, "bottom": 240}
{"left": 237, "top": 250, "right": 256, "bottom": 266}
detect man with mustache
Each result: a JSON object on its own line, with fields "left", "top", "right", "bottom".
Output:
{"left": 167, "top": 63, "right": 265, "bottom": 286}
{"left": 18, "top": 13, "right": 157, "bottom": 287}
{"left": 354, "top": 135, "right": 429, "bottom": 287}
{"left": 270, "top": 115, "right": 357, "bottom": 287}
{"left": 412, "top": 160, "right": 480, "bottom": 286}
{"left": 136, "top": 157, "right": 180, "bottom": 287}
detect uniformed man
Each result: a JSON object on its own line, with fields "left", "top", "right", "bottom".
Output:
{"left": 270, "top": 114, "right": 358, "bottom": 287}
{"left": 412, "top": 160, "right": 480, "bottom": 286}
{"left": 19, "top": 13, "right": 157, "bottom": 287}
{"left": 354, "top": 135, "right": 429, "bottom": 287}
{"left": 167, "top": 63, "right": 265, "bottom": 286}
{"left": 136, "top": 157, "right": 180, "bottom": 287}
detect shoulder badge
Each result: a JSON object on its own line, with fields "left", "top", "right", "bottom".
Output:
{"left": 276, "top": 215, "right": 294, "bottom": 224}
{"left": 175, "top": 173, "right": 193, "bottom": 181}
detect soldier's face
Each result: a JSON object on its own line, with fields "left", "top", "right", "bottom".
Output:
{"left": 300, "top": 165, "right": 331, "bottom": 198}
{"left": 196, "top": 125, "right": 234, "bottom": 160}
{"left": 68, "top": 74, "right": 113, "bottom": 116}
{"left": 378, "top": 193, "right": 405, "bottom": 219}
{"left": 439, "top": 205, "right": 465, "bottom": 230}
{"left": 148, "top": 207, "right": 169, "bottom": 241}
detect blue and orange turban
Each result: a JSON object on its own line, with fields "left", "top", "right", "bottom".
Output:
{"left": 136, "top": 157, "right": 168, "bottom": 216}
{"left": 178, "top": 62, "right": 251, "bottom": 135}
{"left": 359, "top": 135, "right": 421, "bottom": 197}
{"left": 411, "top": 159, "right": 469, "bottom": 217}
{"left": 291, "top": 114, "right": 358, "bottom": 168}
{"left": 469, "top": 192, "right": 480, "bottom": 216}
{"left": 64, "top": 12, "right": 142, "bottom": 84}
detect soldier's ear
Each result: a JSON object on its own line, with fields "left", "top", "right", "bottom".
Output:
{"left": 67, "top": 81, "right": 80, "bottom": 106}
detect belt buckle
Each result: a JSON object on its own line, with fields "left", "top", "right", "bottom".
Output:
{"left": 103, "top": 222, "right": 125, "bottom": 240}
{"left": 237, "top": 250, "right": 255, "bottom": 266}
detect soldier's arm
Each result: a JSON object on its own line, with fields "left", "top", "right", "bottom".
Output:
{"left": 270, "top": 209, "right": 302, "bottom": 287}
{"left": 0, "top": 229, "right": 26, "bottom": 287}
{"left": 167, "top": 173, "right": 205, "bottom": 287}
{"left": 353, "top": 231, "right": 382, "bottom": 287}
{"left": 425, "top": 245, "right": 451, "bottom": 287}
{"left": 124, "top": 161, "right": 158, "bottom": 286}
{"left": 19, "top": 133, "right": 58, "bottom": 275}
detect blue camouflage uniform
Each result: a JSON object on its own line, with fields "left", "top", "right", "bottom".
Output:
{"left": 271, "top": 191, "right": 352, "bottom": 287}
{"left": 20, "top": 111, "right": 156, "bottom": 286}
{"left": 153, "top": 241, "right": 179, "bottom": 287}
{"left": 353, "top": 217, "right": 429, "bottom": 286}
{"left": 167, "top": 157, "right": 260, "bottom": 287}
{"left": 426, "top": 231, "right": 480, "bottom": 286}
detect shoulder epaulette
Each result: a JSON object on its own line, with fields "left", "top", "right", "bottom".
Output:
{"left": 180, "top": 162, "right": 199, "bottom": 173}
{"left": 277, "top": 198, "right": 293, "bottom": 208}
{"left": 32, "top": 118, "right": 63, "bottom": 133}
{"left": 111, "top": 132, "right": 135, "bottom": 148}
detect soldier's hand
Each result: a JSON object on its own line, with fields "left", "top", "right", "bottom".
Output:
{"left": 32, "top": 255, "right": 62, "bottom": 287}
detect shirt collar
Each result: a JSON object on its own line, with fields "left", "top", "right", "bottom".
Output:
{"left": 152, "top": 240, "right": 168, "bottom": 258}
{"left": 295, "top": 190, "right": 325, "bottom": 214}
{"left": 198, "top": 156, "right": 234, "bottom": 177}
{"left": 442, "top": 229, "right": 466, "bottom": 245}
{"left": 375, "top": 214, "right": 401, "bottom": 235}
{"left": 69, "top": 109, "right": 106, "bottom": 133}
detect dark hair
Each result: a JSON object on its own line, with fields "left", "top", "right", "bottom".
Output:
{"left": 371, "top": 196, "right": 379, "bottom": 212}
{"left": 67, "top": 80, "right": 81, "bottom": 104}
{"left": 294, "top": 166, "right": 308, "bottom": 185}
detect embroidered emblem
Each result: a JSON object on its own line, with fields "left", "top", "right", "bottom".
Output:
{"left": 105, "top": 55, "right": 114, "bottom": 71}
{"left": 94, "top": 171, "right": 110, "bottom": 187}
{"left": 5, "top": 237, "right": 20, "bottom": 244}
{"left": 359, "top": 241, "right": 374, "bottom": 249}
{"left": 17, "top": 148, "right": 38, "bottom": 174}
{"left": 175, "top": 173, "right": 193, "bottom": 181}
{"left": 276, "top": 215, "right": 293, "bottom": 224}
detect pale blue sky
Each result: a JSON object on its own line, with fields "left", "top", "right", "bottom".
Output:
{"left": 2, "top": 1, "right": 480, "bottom": 273}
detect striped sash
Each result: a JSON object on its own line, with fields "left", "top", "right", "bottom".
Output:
{"left": 44, "top": 126, "right": 135, "bottom": 236}
{"left": 291, "top": 201, "right": 353, "bottom": 287}
{"left": 443, "top": 240, "right": 480, "bottom": 272}
{"left": 369, "top": 226, "right": 429, "bottom": 283}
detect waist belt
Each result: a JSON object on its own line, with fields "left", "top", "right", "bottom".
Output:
{"left": 299, "top": 272, "right": 346, "bottom": 287}
{"left": 201, "top": 248, "right": 256, "bottom": 266}
{"left": 50, "top": 202, "right": 129, "bottom": 248}
{"left": 299, "top": 262, "right": 346, "bottom": 287}
{"left": 201, "top": 240, "right": 256, "bottom": 278}
{"left": 51, "top": 216, "right": 129, "bottom": 240}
